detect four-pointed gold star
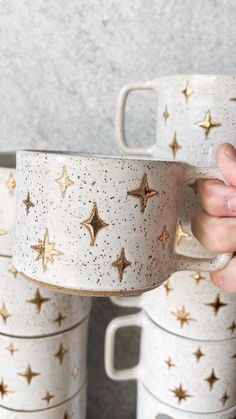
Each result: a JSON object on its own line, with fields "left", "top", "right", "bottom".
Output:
{"left": 176, "top": 221, "right": 190, "bottom": 245}
{"left": 0, "top": 378, "right": 11, "bottom": 398}
{"left": 169, "top": 132, "right": 182, "bottom": 159}
{"left": 0, "top": 229, "right": 7, "bottom": 236}
{"left": 127, "top": 173, "right": 158, "bottom": 213}
{"left": 112, "top": 248, "right": 132, "bottom": 282}
{"left": 8, "top": 266, "right": 18, "bottom": 278}
{"left": 42, "top": 390, "right": 55, "bottom": 405}
{"left": 170, "top": 384, "right": 192, "bottom": 404}
{"left": 0, "top": 303, "right": 11, "bottom": 324}
{"left": 81, "top": 202, "right": 109, "bottom": 246}
{"left": 23, "top": 192, "right": 35, "bottom": 215}
{"left": 228, "top": 321, "right": 236, "bottom": 334}
{"left": 192, "top": 272, "right": 206, "bottom": 284}
{"left": 182, "top": 81, "right": 193, "bottom": 102}
{"left": 27, "top": 289, "right": 50, "bottom": 313}
{"left": 197, "top": 111, "right": 221, "bottom": 138}
{"left": 172, "top": 305, "right": 195, "bottom": 328}
{"left": 193, "top": 346, "right": 205, "bottom": 362}
{"left": 163, "top": 105, "right": 170, "bottom": 124}
{"left": 205, "top": 294, "right": 228, "bottom": 315}
{"left": 18, "top": 364, "right": 41, "bottom": 385}
{"left": 205, "top": 369, "right": 219, "bottom": 391}
{"left": 31, "top": 228, "right": 63, "bottom": 271}
{"left": 54, "top": 343, "right": 68, "bottom": 365}
{"left": 55, "top": 166, "right": 74, "bottom": 198}
{"left": 165, "top": 356, "right": 176, "bottom": 369}
{"left": 6, "top": 342, "right": 18, "bottom": 356}
{"left": 158, "top": 225, "right": 170, "bottom": 248}
{"left": 5, "top": 173, "right": 16, "bottom": 193}
{"left": 220, "top": 391, "right": 229, "bottom": 407}
{"left": 163, "top": 280, "right": 173, "bottom": 295}
{"left": 54, "top": 312, "right": 67, "bottom": 327}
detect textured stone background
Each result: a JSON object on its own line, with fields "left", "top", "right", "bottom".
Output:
{"left": 1, "top": 1, "right": 236, "bottom": 418}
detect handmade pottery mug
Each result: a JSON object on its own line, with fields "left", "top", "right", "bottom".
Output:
{"left": 116, "top": 74, "right": 236, "bottom": 166}
{"left": 13, "top": 150, "right": 231, "bottom": 296}
{"left": 105, "top": 312, "right": 236, "bottom": 412}
{"left": 0, "top": 256, "right": 91, "bottom": 337}
{"left": 0, "top": 319, "right": 88, "bottom": 410}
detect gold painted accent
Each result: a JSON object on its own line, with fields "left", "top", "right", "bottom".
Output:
{"left": 220, "top": 391, "right": 229, "bottom": 407}
{"left": 112, "top": 248, "right": 132, "bottom": 282}
{"left": 182, "top": 81, "right": 193, "bottom": 102}
{"left": 205, "top": 294, "right": 228, "bottom": 315}
{"left": 81, "top": 202, "right": 109, "bottom": 246}
{"left": 127, "top": 173, "right": 158, "bottom": 213}
{"left": 0, "top": 378, "right": 11, "bottom": 398}
{"left": 163, "top": 106, "right": 170, "bottom": 124}
{"left": 27, "top": 289, "right": 50, "bottom": 313}
{"left": 172, "top": 305, "right": 195, "bottom": 328}
{"left": 0, "top": 229, "right": 7, "bottom": 236}
{"left": 192, "top": 272, "right": 206, "bottom": 284}
{"left": 228, "top": 321, "right": 236, "bottom": 334}
{"left": 163, "top": 280, "right": 173, "bottom": 295}
{"left": 71, "top": 366, "right": 80, "bottom": 378}
{"left": 205, "top": 369, "right": 219, "bottom": 391}
{"left": 169, "top": 132, "right": 182, "bottom": 159}
{"left": 197, "top": 111, "right": 221, "bottom": 138}
{"left": 0, "top": 303, "right": 11, "bottom": 324}
{"left": 8, "top": 266, "right": 18, "bottom": 278}
{"left": 18, "top": 364, "right": 41, "bottom": 385}
{"left": 31, "top": 228, "right": 63, "bottom": 272}
{"left": 56, "top": 166, "right": 74, "bottom": 198}
{"left": 176, "top": 222, "right": 190, "bottom": 245}
{"left": 188, "top": 180, "right": 198, "bottom": 195}
{"left": 54, "top": 312, "right": 67, "bottom": 327}
{"left": 165, "top": 357, "right": 176, "bottom": 369}
{"left": 158, "top": 225, "right": 170, "bottom": 248}
{"left": 5, "top": 173, "right": 16, "bottom": 193}
{"left": 54, "top": 343, "right": 68, "bottom": 365}
{"left": 170, "top": 384, "right": 192, "bottom": 404}
{"left": 193, "top": 346, "right": 205, "bottom": 362}
{"left": 6, "top": 343, "right": 18, "bottom": 356}
{"left": 23, "top": 192, "right": 35, "bottom": 215}
{"left": 42, "top": 391, "right": 55, "bottom": 405}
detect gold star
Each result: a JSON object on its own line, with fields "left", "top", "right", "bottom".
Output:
{"left": 169, "top": 132, "right": 182, "bottom": 159}
{"left": 5, "top": 173, "right": 16, "bottom": 193}
{"left": 182, "top": 81, "right": 193, "bottom": 102}
{"left": 192, "top": 272, "right": 206, "bottom": 284}
{"left": 170, "top": 384, "right": 192, "bottom": 404}
{"left": 158, "top": 225, "right": 170, "bottom": 248}
{"left": 18, "top": 364, "right": 41, "bottom": 385}
{"left": 56, "top": 166, "right": 74, "bottom": 198}
{"left": 8, "top": 266, "right": 18, "bottom": 278}
{"left": 112, "top": 248, "right": 132, "bottom": 282}
{"left": 71, "top": 366, "right": 79, "bottom": 378}
{"left": 165, "top": 357, "right": 176, "bottom": 369}
{"left": 54, "top": 343, "right": 68, "bottom": 365}
{"left": 193, "top": 346, "right": 205, "bottom": 362}
{"left": 172, "top": 305, "right": 195, "bottom": 328}
{"left": 6, "top": 343, "right": 18, "bottom": 356}
{"left": 54, "top": 312, "right": 67, "bottom": 327}
{"left": 176, "top": 222, "right": 190, "bottom": 245}
{"left": 205, "top": 369, "right": 219, "bottom": 391}
{"left": 31, "top": 228, "right": 62, "bottom": 271}
{"left": 27, "top": 289, "right": 50, "bottom": 313}
{"left": 0, "top": 229, "right": 7, "bottom": 236}
{"left": 81, "top": 202, "right": 109, "bottom": 246}
{"left": 42, "top": 391, "right": 55, "bottom": 405}
{"left": 205, "top": 294, "right": 228, "bottom": 315}
{"left": 127, "top": 173, "right": 158, "bottom": 213}
{"left": 228, "top": 321, "right": 236, "bottom": 334}
{"left": 0, "top": 303, "right": 11, "bottom": 324}
{"left": 163, "top": 280, "right": 173, "bottom": 295}
{"left": 23, "top": 192, "right": 35, "bottom": 215}
{"left": 220, "top": 391, "right": 229, "bottom": 407}
{"left": 197, "top": 111, "right": 221, "bottom": 138}
{"left": 0, "top": 378, "right": 11, "bottom": 398}
{"left": 188, "top": 180, "right": 198, "bottom": 195}
{"left": 163, "top": 105, "right": 170, "bottom": 124}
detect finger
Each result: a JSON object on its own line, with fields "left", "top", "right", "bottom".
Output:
{"left": 191, "top": 211, "right": 236, "bottom": 253}
{"left": 217, "top": 143, "right": 236, "bottom": 187}
{"left": 210, "top": 256, "right": 236, "bottom": 292}
{"left": 197, "top": 179, "right": 236, "bottom": 217}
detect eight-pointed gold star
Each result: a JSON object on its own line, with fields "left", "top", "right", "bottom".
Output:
{"left": 170, "top": 384, "right": 192, "bottom": 404}
{"left": 165, "top": 356, "right": 176, "bottom": 369}
{"left": 18, "top": 364, "right": 41, "bottom": 385}
{"left": 112, "top": 248, "right": 132, "bottom": 282}
{"left": 172, "top": 305, "right": 195, "bottom": 328}
{"left": 54, "top": 343, "right": 68, "bottom": 365}
{"left": 169, "top": 132, "right": 182, "bottom": 159}
{"left": 158, "top": 225, "right": 170, "bottom": 248}
{"left": 163, "top": 105, "right": 170, "bottom": 124}
{"left": 193, "top": 346, "right": 205, "bottom": 362}
{"left": 42, "top": 390, "right": 55, "bottom": 405}
{"left": 31, "top": 228, "right": 62, "bottom": 271}
{"left": 0, "top": 378, "right": 11, "bottom": 398}
{"left": 5, "top": 173, "right": 16, "bottom": 193}
{"left": 192, "top": 272, "right": 206, "bottom": 284}
{"left": 197, "top": 111, "right": 221, "bottom": 138}
{"left": 205, "top": 294, "right": 228, "bottom": 316}
{"left": 81, "top": 202, "right": 109, "bottom": 246}
{"left": 23, "top": 192, "right": 35, "bottom": 215}
{"left": 220, "top": 391, "right": 229, "bottom": 407}
{"left": 0, "top": 303, "right": 11, "bottom": 324}
{"left": 163, "top": 280, "right": 173, "bottom": 295}
{"left": 176, "top": 221, "right": 190, "bottom": 245}
{"left": 205, "top": 369, "right": 219, "bottom": 391}
{"left": 55, "top": 166, "right": 74, "bottom": 198}
{"left": 127, "top": 173, "right": 158, "bottom": 213}
{"left": 6, "top": 342, "right": 18, "bottom": 356}
{"left": 182, "top": 81, "right": 193, "bottom": 102}
{"left": 27, "top": 289, "right": 50, "bottom": 313}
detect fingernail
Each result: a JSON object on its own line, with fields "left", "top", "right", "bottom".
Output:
{"left": 224, "top": 144, "right": 236, "bottom": 159}
{"left": 227, "top": 196, "right": 236, "bottom": 211}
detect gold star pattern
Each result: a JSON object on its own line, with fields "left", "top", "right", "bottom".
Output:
{"left": 54, "top": 343, "right": 68, "bottom": 365}
{"left": 0, "top": 229, "right": 7, "bottom": 236}
{"left": 205, "top": 369, "right": 219, "bottom": 391}
{"left": 176, "top": 221, "right": 190, "bottom": 245}
{"left": 182, "top": 81, "right": 193, "bottom": 102}
{"left": 8, "top": 266, "right": 18, "bottom": 278}
{"left": 205, "top": 294, "right": 228, "bottom": 316}
{"left": 112, "top": 248, "right": 132, "bottom": 282}
{"left": 163, "top": 105, "right": 170, "bottom": 124}
{"left": 54, "top": 312, "right": 67, "bottom": 327}
{"left": 158, "top": 225, "right": 170, "bottom": 248}
{"left": 192, "top": 272, "right": 206, "bottom": 284}
{"left": 6, "top": 343, "right": 18, "bottom": 356}
{"left": 0, "top": 378, "right": 11, "bottom": 398}
{"left": 31, "top": 228, "right": 62, "bottom": 272}
{"left": 193, "top": 346, "right": 205, "bottom": 362}
{"left": 81, "top": 202, "right": 109, "bottom": 246}
{"left": 169, "top": 132, "right": 182, "bottom": 159}
{"left": 220, "top": 391, "right": 229, "bottom": 407}
{"left": 197, "top": 111, "right": 221, "bottom": 138}
{"left": 23, "top": 192, "right": 35, "bottom": 215}
{"left": 127, "top": 173, "right": 158, "bottom": 213}
{"left": 18, "top": 364, "right": 41, "bottom": 385}
{"left": 170, "top": 384, "right": 192, "bottom": 404}
{"left": 228, "top": 321, "right": 236, "bottom": 334}
{"left": 165, "top": 357, "right": 176, "bottom": 369}
{"left": 5, "top": 173, "right": 16, "bottom": 193}
{"left": 42, "top": 391, "right": 55, "bottom": 405}
{"left": 188, "top": 180, "right": 198, "bottom": 195}
{"left": 27, "top": 289, "right": 50, "bottom": 313}
{"left": 55, "top": 166, "right": 74, "bottom": 198}
{"left": 0, "top": 303, "right": 11, "bottom": 324}
{"left": 163, "top": 280, "right": 173, "bottom": 295}
{"left": 172, "top": 305, "right": 195, "bottom": 328}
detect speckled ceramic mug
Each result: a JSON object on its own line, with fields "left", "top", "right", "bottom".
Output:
{"left": 105, "top": 312, "right": 236, "bottom": 413}
{"left": 0, "top": 319, "right": 88, "bottom": 410}
{"left": 116, "top": 74, "right": 236, "bottom": 166}
{"left": 13, "top": 150, "right": 231, "bottom": 296}
{"left": 0, "top": 256, "right": 91, "bottom": 337}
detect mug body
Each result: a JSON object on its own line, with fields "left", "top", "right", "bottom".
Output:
{"left": 0, "top": 159, "right": 16, "bottom": 256}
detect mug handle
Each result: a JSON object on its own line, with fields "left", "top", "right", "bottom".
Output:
{"left": 104, "top": 312, "right": 142, "bottom": 381}
{"left": 116, "top": 81, "right": 159, "bottom": 156}
{"left": 176, "top": 166, "right": 233, "bottom": 272}
{"left": 110, "top": 295, "right": 143, "bottom": 308}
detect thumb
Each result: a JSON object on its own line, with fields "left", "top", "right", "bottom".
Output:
{"left": 216, "top": 143, "right": 236, "bottom": 187}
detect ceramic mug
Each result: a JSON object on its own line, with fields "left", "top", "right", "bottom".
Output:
{"left": 137, "top": 381, "right": 236, "bottom": 419}
{"left": 13, "top": 150, "right": 231, "bottom": 296}
{"left": 0, "top": 319, "right": 88, "bottom": 410}
{"left": 116, "top": 74, "right": 236, "bottom": 166}
{"left": 0, "top": 256, "right": 91, "bottom": 337}
{"left": 105, "top": 312, "right": 236, "bottom": 413}
{"left": 0, "top": 385, "right": 87, "bottom": 418}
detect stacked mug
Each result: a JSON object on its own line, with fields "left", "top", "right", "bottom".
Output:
{"left": 0, "top": 153, "right": 91, "bottom": 418}
{"left": 105, "top": 75, "right": 236, "bottom": 418}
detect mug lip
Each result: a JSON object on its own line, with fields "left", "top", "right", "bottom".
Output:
{"left": 150, "top": 73, "right": 236, "bottom": 81}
